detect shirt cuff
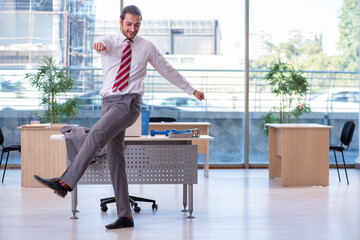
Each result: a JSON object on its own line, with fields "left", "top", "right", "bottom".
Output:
{"left": 185, "top": 86, "right": 195, "bottom": 96}
{"left": 97, "top": 50, "right": 108, "bottom": 56}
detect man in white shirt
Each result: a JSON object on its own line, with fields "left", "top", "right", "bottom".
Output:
{"left": 34, "top": 5, "right": 204, "bottom": 230}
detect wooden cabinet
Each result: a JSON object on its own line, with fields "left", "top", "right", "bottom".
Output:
{"left": 19, "top": 125, "right": 67, "bottom": 187}
{"left": 267, "top": 123, "right": 332, "bottom": 186}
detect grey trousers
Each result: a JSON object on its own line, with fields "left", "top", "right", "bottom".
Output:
{"left": 60, "top": 93, "right": 142, "bottom": 217}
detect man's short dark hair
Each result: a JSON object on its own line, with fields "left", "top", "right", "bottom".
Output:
{"left": 120, "top": 5, "right": 142, "bottom": 20}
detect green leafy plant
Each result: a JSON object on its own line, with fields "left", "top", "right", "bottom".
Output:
{"left": 25, "top": 56, "right": 82, "bottom": 123}
{"left": 261, "top": 61, "right": 311, "bottom": 135}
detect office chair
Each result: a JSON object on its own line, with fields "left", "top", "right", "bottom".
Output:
{"left": 98, "top": 154, "right": 158, "bottom": 213}
{"left": 96, "top": 155, "right": 158, "bottom": 212}
{"left": 100, "top": 117, "right": 177, "bottom": 212}
{"left": 0, "top": 127, "right": 21, "bottom": 183}
{"left": 329, "top": 120, "right": 356, "bottom": 185}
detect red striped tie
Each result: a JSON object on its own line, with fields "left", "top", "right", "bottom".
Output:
{"left": 112, "top": 38, "right": 132, "bottom": 92}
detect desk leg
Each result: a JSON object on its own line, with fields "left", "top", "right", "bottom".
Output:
{"left": 187, "top": 184, "right": 195, "bottom": 219}
{"left": 70, "top": 185, "right": 79, "bottom": 219}
{"left": 181, "top": 184, "right": 188, "bottom": 212}
{"left": 204, "top": 152, "right": 209, "bottom": 178}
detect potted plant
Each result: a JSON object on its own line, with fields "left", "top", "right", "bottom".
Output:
{"left": 25, "top": 56, "right": 82, "bottom": 123}
{"left": 261, "top": 61, "right": 311, "bottom": 135}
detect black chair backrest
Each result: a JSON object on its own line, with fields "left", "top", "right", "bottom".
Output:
{"left": 149, "top": 117, "right": 176, "bottom": 122}
{"left": 0, "top": 127, "right": 4, "bottom": 146}
{"left": 340, "top": 120, "right": 356, "bottom": 148}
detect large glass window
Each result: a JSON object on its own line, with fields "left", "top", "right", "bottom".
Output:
{"left": 1, "top": 0, "right": 358, "bottom": 167}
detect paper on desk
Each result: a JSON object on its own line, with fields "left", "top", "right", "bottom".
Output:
{"left": 22, "top": 123, "right": 52, "bottom": 128}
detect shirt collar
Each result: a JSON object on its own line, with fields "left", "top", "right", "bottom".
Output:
{"left": 119, "top": 32, "right": 136, "bottom": 43}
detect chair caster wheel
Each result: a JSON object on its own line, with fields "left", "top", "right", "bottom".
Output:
{"left": 100, "top": 203, "right": 108, "bottom": 212}
{"left": 134, "top": 206, "right": 141, "bottom": 213}
{"left": 152, "top": 203, "right": 158, "bottom": 210}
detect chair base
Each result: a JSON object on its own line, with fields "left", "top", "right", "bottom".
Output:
{"left": 100, "top": 195, "right": 158, "bottom": 213}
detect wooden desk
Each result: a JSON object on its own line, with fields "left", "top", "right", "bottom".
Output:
{"left": 266, "top": 123, "right": 333, "bottom": 187}
{"left": 149, "top": 122, "right": 211, "bottom": 177}
{"left": 18, "top": 125, "right": 67, "bottom": 188}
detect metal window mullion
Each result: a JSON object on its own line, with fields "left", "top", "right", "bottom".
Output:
{"left": 244, "top": 0, "right": 250, "bottom": 168}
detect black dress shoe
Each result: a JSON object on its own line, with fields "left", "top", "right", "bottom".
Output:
{"left": 105, "top": 217, "right": 134, "bottom": 229}
{"left": 33, "top": 175, "right": 68, "bottom": 198}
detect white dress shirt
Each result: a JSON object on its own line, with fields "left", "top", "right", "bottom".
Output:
{"left": 96, "top": 33, "right": 195, "bottom": 97}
